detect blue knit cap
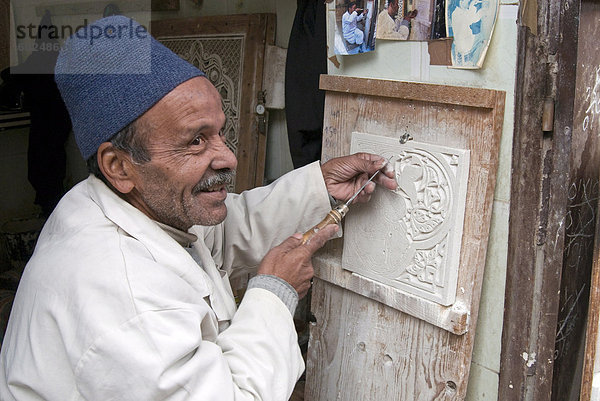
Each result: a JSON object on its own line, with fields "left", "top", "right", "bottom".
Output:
{"left": 55, "top": 15, "right": 205, "bottom": 160}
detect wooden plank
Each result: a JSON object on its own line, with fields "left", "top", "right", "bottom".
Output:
{"left": 307, "top": 77, "right": 504, "bottom": 400}
{"left": 554, "top": 1, "right": 600, "bottom": 399}
{"left": 308, "top": 279, "right": 464, "bottom": 400}
{"left": 499, "top": 0, "right": 586, "bottom": 399}
{"left": 254, "top": 14, "right": 276, "bottom": 188}
{"left": 498, "top": 22, "right": 549, "bottom": 401}
{"left": 544, "top": 0, "right": 582, "bottom": 394}
{"left": 314, "top": 251, "right": 470, "bottom": 335}
{"left": 581, "top": 194, "right": 600, "bottom": 401}
{"left": 319, "top": 75, "right": 498, "bottom": 109}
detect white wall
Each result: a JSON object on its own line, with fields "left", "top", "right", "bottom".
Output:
{"left": 326, "top": 2, "right": 518, "bottom": 399}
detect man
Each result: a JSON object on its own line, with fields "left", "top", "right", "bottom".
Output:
{"left": 342, "top": 1, "right": 367, "bottom": 50}
{"left": 0, "top": 15, "right": 396, "bottom": 401}
{"left": 376, "top": 0, "right": 418, "bottom": 41}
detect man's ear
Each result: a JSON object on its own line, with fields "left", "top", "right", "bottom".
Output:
{"left": 97, "top": 142, "right": 137, "bottom": 194}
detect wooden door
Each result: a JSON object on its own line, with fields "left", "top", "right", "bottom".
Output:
{"left": 306, "top": 75, "right": 504, "bottom": 400}
{"left": 151, "top": 14, "right": 275, "bottom": 193}
{"left": 499, "top": 0, "right": 600, "bottom": 399}
{"left": 572, "top": 3, "right": 600, "bottom": 400}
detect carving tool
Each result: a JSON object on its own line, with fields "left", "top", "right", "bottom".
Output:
{"left": 301, "top": 160, "right": 390, "bottom": 244}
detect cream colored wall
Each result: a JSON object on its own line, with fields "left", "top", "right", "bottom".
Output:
{"left": 326, "top": 2, "right": 518, "bottom": 400}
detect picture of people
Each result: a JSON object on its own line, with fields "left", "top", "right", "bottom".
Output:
{"left": 334, "top": 0, "right": 378, "bottom": 55}
{"left": 375, "top": 0, "right": 436, "bottom": 41}
{"left": 376, "top": 0, "right": 417, "bottom": 40}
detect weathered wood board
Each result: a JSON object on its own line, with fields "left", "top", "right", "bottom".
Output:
{"left": 582, "top": 192, "right": 600, "bottom": 401}
{"left": 575, "top": 3, "right": 600, "bottom": 400}
{"left": 306, "top": 75, "right": 505, "bottom": 400}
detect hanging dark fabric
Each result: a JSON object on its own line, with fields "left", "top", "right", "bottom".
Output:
{"left": 285, "top": 0, "right": 328, "bottom": 168}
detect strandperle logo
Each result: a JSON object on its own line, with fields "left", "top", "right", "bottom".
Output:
{"left": 15, "top": 18, "right": 149, "bottom": 46}
{"left": 10, "top": 11, "right": 153, "bottom": 74}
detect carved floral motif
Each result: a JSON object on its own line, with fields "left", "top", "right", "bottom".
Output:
{"left": 343, "top": 133, "right": 470, "bottom": 305}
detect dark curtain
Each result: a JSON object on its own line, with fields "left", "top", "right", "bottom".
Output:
{"left": 3, "top": 11, "right": 72, "bottom": 217}
{"left": 285, "top": 0, "right": 328, "bottom": 168}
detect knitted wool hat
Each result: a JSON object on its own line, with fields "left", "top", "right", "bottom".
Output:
{"left": 55, "top": 15, "right": 205, "bottom": 160}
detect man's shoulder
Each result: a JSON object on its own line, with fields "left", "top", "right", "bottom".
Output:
{"left": 43, "top": 178, "right": 115, "bottom": 238}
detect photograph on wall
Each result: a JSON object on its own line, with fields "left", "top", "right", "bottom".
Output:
{"left": 334, "top": 0, "right": 378, "bottom": 55}
{"left": 445, "top": 0, "right": 499, "bottom": 68}
{"left": 375, "top": 0, "right": 437, "bottom": 41}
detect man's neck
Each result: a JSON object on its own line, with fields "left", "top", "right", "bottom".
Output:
{"left": 156, "top": 221, "right": 198, "bottom": 248}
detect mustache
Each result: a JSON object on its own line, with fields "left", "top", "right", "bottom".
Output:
{"left": 193, "top": 169, "right": 236, "bottom": 193}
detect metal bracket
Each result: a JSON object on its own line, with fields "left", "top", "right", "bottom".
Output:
{"left": 256, "top": 90, "right": 267, "bottom": 135}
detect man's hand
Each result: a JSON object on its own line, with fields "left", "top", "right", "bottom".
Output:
{"left": 321, "top": 153, "right": 397, "bottom": 204}
{"left": 405, "top": 9, "right": 418, "bottom": 20}
{"left": 257, "top": 224, "right": 338, "bottom": 299}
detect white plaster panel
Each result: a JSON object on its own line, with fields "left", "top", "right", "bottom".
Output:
{"left": 342, "top": 132, "right": 470, "bottom": 306}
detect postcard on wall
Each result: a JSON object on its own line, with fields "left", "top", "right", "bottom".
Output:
{"left": 334, "top": 0, "right": 378, "bottom": 55}
{"left": 446, "top": 0, "right": 499, "bottom": 68}
{"left": 375, "top": 0, "right": 442, "bottom": 41}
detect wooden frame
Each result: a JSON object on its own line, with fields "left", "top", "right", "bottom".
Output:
{"left": 567, "top": 2, "right": 600, "bottom": 400}
{"left": 499, "top": 0, "right": 600, "bottom": 399}
{"left": 151, "top": 14, "right": 275, "bottom": 193}
{"left": 582, "top": 198, "right": 600, "bottom": 401}
{"left": 306, "top": 75, "right": 504, "bottom": 400}
{"left": 312, "top": 75, "right": 504, "bottom": 335}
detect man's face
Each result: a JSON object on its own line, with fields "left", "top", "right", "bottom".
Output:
{"left": 125, "top": 76, "right": 237, "bottom": 230}
{"left": 389, "top": 1, "right": 399, "bottom": 15}
{"left": 350, "top": 4, "right": 357, "bottom": 13}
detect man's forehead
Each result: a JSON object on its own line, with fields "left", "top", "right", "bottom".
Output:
{"left": 154, "top": 77, "right": 221, "bottom": 110}
{"left": 140, "top": 78, "right": 224, "bottom": 127}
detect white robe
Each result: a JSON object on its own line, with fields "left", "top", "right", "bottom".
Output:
{"left": 0, "top": 162, "right": 331, "bottom": 401}
{"left": 342, "top": 10, "right": 365, "bottom": 44}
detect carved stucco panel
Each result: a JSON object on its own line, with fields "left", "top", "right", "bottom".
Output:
{"left": 342, "top": 132, "right": 470, "bottom": 305}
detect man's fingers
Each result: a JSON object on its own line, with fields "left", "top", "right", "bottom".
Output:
{"left": 356, "top": 153, "right": 397, "bottom": 191}
{"left": 276, "top": 233, "right": 304, "bottom": 252}
{"left": 303, "top": 224, "right": 338, "bottom": 251}
{"left": 363, "top": 181, "right": 376, "bottom": 194}
{"left": 374, "top": 171, "right": 398, "bottom": 191}
{"left": 355, "top": 152, "right": 387, "bottom": 173}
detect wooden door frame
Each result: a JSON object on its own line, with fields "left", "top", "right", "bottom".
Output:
{"left": 499, "top": 0, "right": 584, "bottom": 399}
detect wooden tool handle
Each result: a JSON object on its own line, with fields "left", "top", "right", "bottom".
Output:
{"left": 302, "top": 212, "right": 338, "bottom": 244}
{"left": 301, "top": 204, "right": 348, "bottom": 244}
